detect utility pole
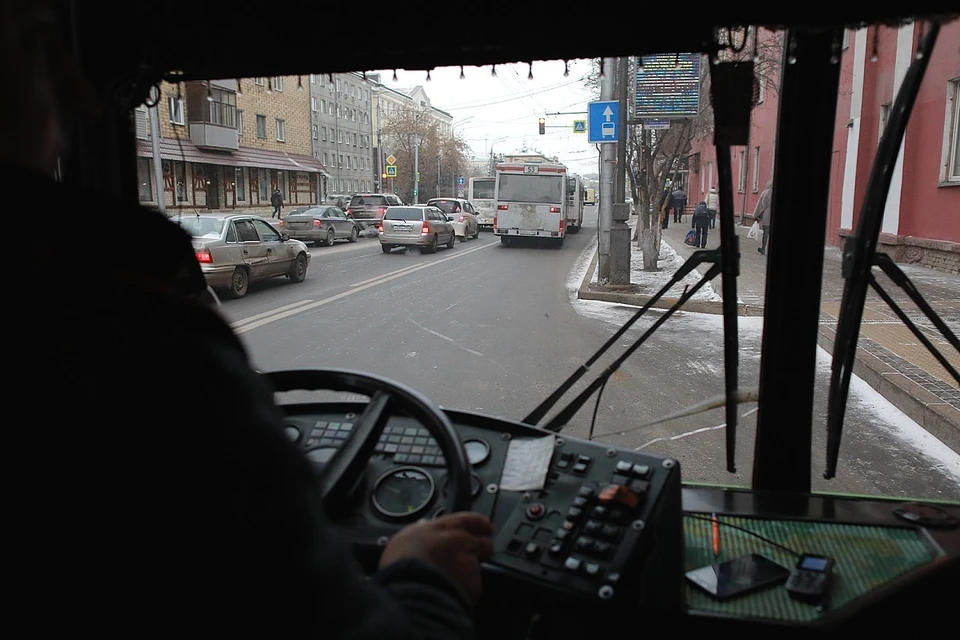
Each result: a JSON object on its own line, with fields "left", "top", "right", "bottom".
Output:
{"left": 413, "top": 135, "right": 420, "bottom": 204}
{"left": 148, "top": 85, "right": 165, "bottom": 214}
{"left": 608, "top": 56, "right": 631, "bottom": 285}
{"left": 597, "top": 57, "right": 617, "bottom": 281}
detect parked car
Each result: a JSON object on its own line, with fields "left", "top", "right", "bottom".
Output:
{"left": 378, "top": 205, "right": 456, "bottom": 254}
{"left": 426, "top": 197, "right": 480, "bottom": 240}
{"left": 277, "top": 206, "right": 360, "bottom": 245}
{"left": 173, "top": 213, "right": 310, "bottom": 299}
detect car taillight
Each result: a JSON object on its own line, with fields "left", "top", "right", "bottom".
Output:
{"left": 378, "top": 207, "right": 387, "bottom": 217}
{"left": 421, "top": 221, "right": 430, "bottom": 235}
{"left": 277, "top": 219, "right": 284, "bottom": 226}
{"left": 195, "top": 248, "right": 213, "bottom": 263}
{"left": 377, "top": 222, "right": 384, "bottom": 233}
{"left": 345, "top": 209, "right": 353, "bottom": 216}
{"left": 313, "top": 219, "right": 321, "bottom": 226}
{"left": 458, "top": 215, "right": 465, "bottom": 222}
{"left": 497, "top": 204, "right": 508, "bottom": 210}
{"left": 550, "top": 207, "right": 561, "bottom": 213}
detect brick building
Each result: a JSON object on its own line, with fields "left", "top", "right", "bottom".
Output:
{"left": 135, "top": 75, "right": 328, "bottom": 214}
{"left": 689, "top": 23, "right": 959, "bottom": 272}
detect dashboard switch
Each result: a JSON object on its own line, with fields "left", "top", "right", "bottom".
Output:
{"left": 615, "top": 460, "right": 632, "bottom": 473}
{"left": 564, "top": 557, "right": 582, "bottom": 572}
{"left": 598, "top": 483, "right": 640, "bottom": 509}
{"left": 526, "top": 503, "right": 545, "bottom": 519}
{"left": 632, "top": 464, "right": 650, "bottom": 478}
{"left": 524, "top": 542, "right": 541, "bottom": 558}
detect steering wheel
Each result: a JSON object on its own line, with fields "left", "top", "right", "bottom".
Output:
{"left": 266, "top": 368, "right": 473, "bottom": 516}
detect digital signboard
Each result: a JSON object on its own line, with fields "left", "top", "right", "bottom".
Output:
{"left": 635, "top": 54, "right": 701, "bottom": 118}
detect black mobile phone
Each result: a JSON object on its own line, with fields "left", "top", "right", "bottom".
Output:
{"left": 685, "top": 553, "right": 791, "bottom": 601}
{"left": 786, "top": 554, "right": 835, "bottom": 603}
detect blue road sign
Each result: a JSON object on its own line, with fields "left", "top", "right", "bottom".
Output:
{"left": 457, "top": 176, "right": 464, "bottom": 185}
{"left": 588, "top": 100, "right": 619, "bottom": 144}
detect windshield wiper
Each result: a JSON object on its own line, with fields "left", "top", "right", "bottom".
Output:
{"left": 825, "top": 23, "right": 947, "bottom": 480}
{"left": 525, "top": 60, "right": 750, "bottom": 475}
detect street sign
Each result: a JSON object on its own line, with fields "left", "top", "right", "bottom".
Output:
{"left": 413, "top": 189, "right": 418, "bottom": 196}
{"left": 573, "top": 120, "right": 586, "bottom": 133}
{"left": 385, "top": 165, "right": 397, "bottom": 177}
{"left": 385, "top": 154, "right": 396, "bottom": 165}
{"left": 457, "top": 176, "right": 464, "bottom": 185}
{"left": 588, "top": 100, "right": 619, "bottom": 144}
{"left": 393, "top": 188, "right": 399, "bottom": 195}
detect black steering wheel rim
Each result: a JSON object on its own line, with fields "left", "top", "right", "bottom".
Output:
{"left": 266, "top": 368, "right": 473, "bottom": 515}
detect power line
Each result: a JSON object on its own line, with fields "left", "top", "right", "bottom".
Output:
{"left": 443, "top": 78, "right": 583, "bottom": 110}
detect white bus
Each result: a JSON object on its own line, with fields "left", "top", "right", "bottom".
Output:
{"left": 565, "top": 175, "right": 584, "bottom": 234}
{"left": 468, "top": 177, "right": 496, "bottom": 229}
{"left": 493, "top": 162, "right": 567, "bottom": 248}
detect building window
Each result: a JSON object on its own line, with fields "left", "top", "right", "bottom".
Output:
{"left": 942, "top": 79, "right": 960, "bottom": 184}
{"left": 276, "top": 119, "right": 286, "bottom": 142}
{"left": 237, "top": 110, "right": 244, "bottom": 135}
{"left": 256, "top": 114, "right": 266, "bottom": 139}
{"left": 842, "top": 29, "right": 850, "bottom": 49}
{"left": 310, "top": 74, "right": 316, "bottom": 84}
{"left": 137, "top": 157, "right": 153, "bottom": 202}
{"left": 208, "top": 88, "right": 236, "bottom": 127}
{"left": 311, "top": 96, "right": 318, "bottom": 112}
{"left": 752, "top": 146, "right": 760, "bottom": 193}
{"left": 254, "top": 77, "right": 265, "bottom": 86}
{"left": 879, "top": 102, "right": 892, "bottom": 145}
{"left": 312, "top": 124, "right": 319, "bottom": 139}
{"left": 737, "top": 149, "right": 747, "bottom": 193}
{"left": 272, "top": 77, "right": 284, "bottom": 92}
{"left": 235, "top": 167, "right": 246, "bottom": 200}
{"left": 168, "top": 96, "right": 184, "bottom": 125}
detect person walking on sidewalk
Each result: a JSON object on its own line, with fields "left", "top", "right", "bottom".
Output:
{"left": 692, "top": 200, "right": 711, "bottom": 248}
{"left": 270, "top": 188, "right": 284, "bottom": 218}
{"left": 671, "top": 186, "right": 687, "bottom": 223}
{"left": 706, "top": 187, "right": 719, "bottom": 229}
{"left": 754, "top": 179, "right": 773, "bottom": 255}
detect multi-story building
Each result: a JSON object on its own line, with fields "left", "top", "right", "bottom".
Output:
{"left": 135, "top": 75, "right": 327, "bottom": 214}
{"left": 689, "top": 24, "right": 959, "bottom": 271}
{"left": 308, "top": 73, "right": 376, "bottom": 199}
{"left": 368, "top": 75, "right": 454, "bottom": 191}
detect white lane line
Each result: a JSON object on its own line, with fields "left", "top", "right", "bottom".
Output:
{"left": 234, "top": 241, "right": 498, "bottom": 334}
{"left": 231, "top": 299, "right": 315, "bottom": 328}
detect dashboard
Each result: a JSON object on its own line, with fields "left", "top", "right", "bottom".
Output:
{"left": 279, "top": 402, "right": 684, "bottom": 610}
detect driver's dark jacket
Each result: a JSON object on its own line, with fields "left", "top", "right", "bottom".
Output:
{"left": 13, "top": 166, "right": 476, "bottom": 638}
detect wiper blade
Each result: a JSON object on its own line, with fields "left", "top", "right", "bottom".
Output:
{"left": 522, "top": 248, "right": 721, "bottom": 427}
{"left": 825, "top": 23, "right": 940, "bottom": 480}
{"left": 870, "top": 254, "right": 959, "bottom": 384}
{"left": 542, "top": 259, "right": 723, "bottom": 433}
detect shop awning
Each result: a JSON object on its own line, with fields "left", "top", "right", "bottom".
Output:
{"left": 137, "top": 138, "right": 329, "bottom": 176}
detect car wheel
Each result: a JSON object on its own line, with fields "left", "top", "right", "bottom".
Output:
{"left": 289, "top": 253, "right": 308, "bottom": 283}
{"left": 229, "top": 267, "right": 248, "bottom": 298}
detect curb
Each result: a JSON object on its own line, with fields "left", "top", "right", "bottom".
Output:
{"left": 816, "top": 325, "right": 960, "bottom": 454}
{"left": 574, "top": 246, "right": 960, "bottom": 454}
{"left": 576, "top": 249, "right": 764, "bottom": 317}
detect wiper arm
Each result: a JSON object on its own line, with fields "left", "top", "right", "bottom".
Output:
{"left": 542, "top": 258, "right": 723, "bottom": 433}
{"left": 870, "top": 254, "right": 959, "bottom": 384}
{"left": 825, "top": 23, "right": 940, "bottom": 480}
{"left": 522, "top": 248, "right": 722, "bottom": 427}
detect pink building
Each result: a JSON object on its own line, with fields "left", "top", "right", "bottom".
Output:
{"left": 689, "top": 23, "right": 959, "bottom": 272}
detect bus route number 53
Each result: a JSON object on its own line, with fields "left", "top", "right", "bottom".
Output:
{"left": 523, "top": 164, "right": 539, "bottom": 174}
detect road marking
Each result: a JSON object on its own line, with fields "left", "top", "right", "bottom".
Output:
{"left": 231, "top": 299, "right": 315, "bottom": 329}
{"left": 349, "top": 240, "right": 493, "bottom": 287}
{"left": 235, "top": 241, "right": 498, "bottom": 334}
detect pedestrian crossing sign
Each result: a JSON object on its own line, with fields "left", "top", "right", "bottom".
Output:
{"left": 573, "top": 120, "right": 586, "bottom": 133}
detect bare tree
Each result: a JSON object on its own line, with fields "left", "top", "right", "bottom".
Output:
{"left": 692, "top": 27, "right": 785, "bottom": 140}
{"left": 381, "top": 106, "right": 469, "bottom": 203}
{"left": 582, "top": 59, "right": 602, "bottom": 98}
{"left": 627, "top": 120, "right": 697, "bottom": 270}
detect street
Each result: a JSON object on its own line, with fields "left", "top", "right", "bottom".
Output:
{"left": 220, "top": 207, "right": 960, "bottom": 501}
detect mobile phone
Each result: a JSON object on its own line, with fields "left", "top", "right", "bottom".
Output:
{"left": 785, "top": 554, "right": 834, "bottom": 603}
{"left": 685, "top": 553, "right": 791, "bottom": 601}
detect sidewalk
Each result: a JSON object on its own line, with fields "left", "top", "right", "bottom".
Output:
{"left": 578, "top": 218, "right": 960, "bottom": 452}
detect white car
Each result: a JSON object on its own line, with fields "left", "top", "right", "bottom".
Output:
{"left": 426, "top": 197, "right": 480, "bottom": 240}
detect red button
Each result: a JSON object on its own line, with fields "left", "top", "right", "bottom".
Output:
{"left": 526, "top": 503, "right": 545, "bottom": 519}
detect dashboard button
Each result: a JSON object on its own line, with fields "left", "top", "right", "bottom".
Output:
{"left": 526, "top": 503, "right": 545, "bottom": 519}
{"left": 564, "top": 557, "right": 582, "bottom": 572}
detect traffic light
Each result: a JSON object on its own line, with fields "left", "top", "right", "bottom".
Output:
{"left": 538, "top": 118, "right": 545, "bottom": 135}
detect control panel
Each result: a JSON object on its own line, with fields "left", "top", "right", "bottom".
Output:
{"left": 492, "top": 439, "right": 682, "bottom": 603}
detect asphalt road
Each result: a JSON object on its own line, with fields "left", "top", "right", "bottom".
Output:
{"left": 218, "top": 207, "right": 960, "bottom": 501}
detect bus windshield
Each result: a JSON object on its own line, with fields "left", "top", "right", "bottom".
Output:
{"left": 470, "top": 178, "right": 495, "bottom": 200}
{"left": 496, "top": 174, "right": 564, "bottom": 204}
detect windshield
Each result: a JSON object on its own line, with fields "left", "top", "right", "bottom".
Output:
{"left": 175, "top": 216, "right": 225, "bottom": 239}
{"left": 350, "top": 195, "right": 387, "bottom": 207}
{"left": 429, "top": 200, "right": 461, "bottom": 213}
{"left": 384, "top": 207, "right": 425, "bottom": 221}
{"left": 132, "top": 43, "right": 960, "bottom": 503}
{"left": 470, "top": 179, "right": 495, "bottom": 200}
{"left": 496, "top": 174, "right": 565, "bottom": 204}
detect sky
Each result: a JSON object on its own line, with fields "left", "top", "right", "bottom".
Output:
{"left": 372, "top": 59, "right": 600, "bottom": 176}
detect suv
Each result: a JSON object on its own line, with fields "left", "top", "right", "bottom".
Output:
{"left": 378, "top": 206, "right": 456, "bottom": 254}
{"left": 345, "top": 193, "right": 404, "bottom": 232}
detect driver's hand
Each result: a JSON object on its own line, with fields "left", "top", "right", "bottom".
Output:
{"left": 379, "top": 512, "right": 494, "bottom": 603}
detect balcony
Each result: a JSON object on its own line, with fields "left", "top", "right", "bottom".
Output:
{"left": 186, "top": 80, "right": 239, "bottom": 151}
